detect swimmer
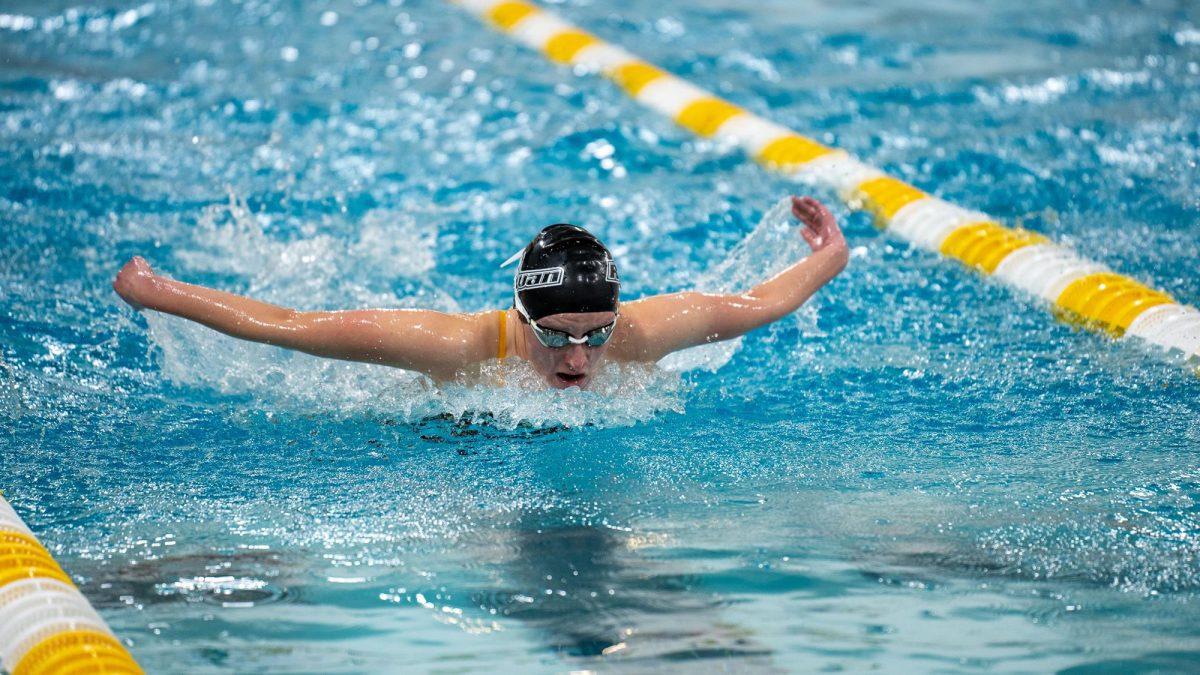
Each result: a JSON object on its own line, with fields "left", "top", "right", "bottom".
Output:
{"left": 113, "top": 196, "right": 848, "bottom": 389}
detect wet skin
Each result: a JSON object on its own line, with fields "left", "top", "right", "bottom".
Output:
{"left": 113, "top": 196, "right": 849, "bottom": 390}
{"left": 514, "top": 311, "right": 617, "bottom": 390}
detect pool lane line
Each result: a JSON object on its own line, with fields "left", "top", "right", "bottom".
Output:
{"left": 450, "top": 0, "right": 1200, "bottom": 370}
{"left": 0, "top": 496, "right": 143, "bottom": 675}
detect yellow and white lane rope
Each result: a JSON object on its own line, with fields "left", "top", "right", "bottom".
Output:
{"left": 451, "top": 0, "right": 1200, "bottom": 368}
{"left": 0, "top": 495, "right": 142, "bottom": 675}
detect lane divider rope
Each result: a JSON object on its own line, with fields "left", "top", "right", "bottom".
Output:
{"left": 451, "top": 0, "right": 1200, "bottom": 369}
{"left": 0, "top": 495, "right": 142, "bottom": 675}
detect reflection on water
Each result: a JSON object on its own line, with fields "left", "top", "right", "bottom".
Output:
{"left": 487, "top": 516, "right": 773, "bottom": 664}
{"left": 32, "top": 445, "right": 1200, "bottom": 671}
{"left": 80, "top": 510, "right": 782, "bottom": 668}
{"left": 82, "top": 549, "right": 296, "bottom": 611}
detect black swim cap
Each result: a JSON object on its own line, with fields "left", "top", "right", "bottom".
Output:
{"left": 512, "top": 224, "right": 619, "bottom": 322}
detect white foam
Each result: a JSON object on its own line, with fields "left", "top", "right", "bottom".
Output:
{"left": 144, "top": 197, "right": 822, "bottom": 428}
{"left": 662, "top": 198, "right": 816, "bottom": 373}
{"left": 141, "top": 196, "right": 692, "bottom": 428}
{"left": 173, "top": 194, "right": 442, "bottom": 307}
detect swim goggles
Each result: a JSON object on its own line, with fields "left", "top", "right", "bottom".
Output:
{"left": 525, "top": 314, "right": 618, "bottom": 349}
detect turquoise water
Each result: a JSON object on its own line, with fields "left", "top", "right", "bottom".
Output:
{"left": 2, "top": 0, "right": 1200, "bottom": 671}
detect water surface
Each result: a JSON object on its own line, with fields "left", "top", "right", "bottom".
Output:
{"left": 2, "top": 0, "right": 1199, "bottom": 671}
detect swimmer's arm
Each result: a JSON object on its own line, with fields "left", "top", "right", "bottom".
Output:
{"left": 237, "top": 308, "right": 490, "bottom": 379}
{"left": 616, "top": 196, "right": 848, "bottom": 361}
{"left": 113, "top": 256, "right": 492, "bottom": 378}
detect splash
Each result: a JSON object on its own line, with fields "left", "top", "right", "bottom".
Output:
{"left": 433, "top": 358, "right": 688, "bottom": 429}
{"left": 660, "top": 197, "right": 812, "bottom": 372}
{"left": 147, "top": 313, "right": 688, "bottom": 429}
{"left": 173, "top": 193, "right": 445, "bottom": 310}
{"left": 144, "top": 194, "right": 697, "bottom": 427}
{"left": 145, "top": 196, "right": 812, "bottom": 427}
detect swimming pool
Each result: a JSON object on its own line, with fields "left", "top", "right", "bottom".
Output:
{"left": 2, "top": 0, "right": 1199, "bottom": 670}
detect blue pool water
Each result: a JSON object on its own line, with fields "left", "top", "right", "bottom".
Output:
{"left": 3, "top": 0, "right": 1200, "bottom": 671}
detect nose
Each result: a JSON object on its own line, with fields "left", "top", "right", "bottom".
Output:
{"left": 562, "top": 344, "right": 589, "bottom": 372}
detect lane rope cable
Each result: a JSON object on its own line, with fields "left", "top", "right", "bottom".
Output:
{"left": 450, "top": 0, "right": 1200, "bottom": 370}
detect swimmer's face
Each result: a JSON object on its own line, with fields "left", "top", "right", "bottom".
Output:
{"left": 524, "top": 311, "right": 618, "bottom": 390}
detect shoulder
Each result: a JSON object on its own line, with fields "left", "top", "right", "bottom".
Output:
{"left": 457, "top": 309, "right": 506, "bottom": 358}
{"left": 608, "top": 292, "right": 725, "bottom": 362}
{"left": 411, "top": 309, "right": 507, "bottom": 379}
{"left": 608, "top": 294, "right": 697, "bottom": 361}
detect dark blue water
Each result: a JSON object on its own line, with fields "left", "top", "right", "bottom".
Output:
{"left": 2, "top": 0, "right": 1199, "bottom": 671}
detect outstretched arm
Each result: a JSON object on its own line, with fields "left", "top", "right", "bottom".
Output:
{"left": 112, "top": 257, "right": 493, "bottom": 379}
{"left": 615, "top": 196, "right": 849, "bottom": 362}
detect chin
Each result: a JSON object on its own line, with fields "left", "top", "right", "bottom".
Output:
{"left": 549, "top": 372, "right": 589, "bottom": 389}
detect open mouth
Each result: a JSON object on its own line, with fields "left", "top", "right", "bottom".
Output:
{"left": 555, "top": 372, "right": 587, "bottom": 387}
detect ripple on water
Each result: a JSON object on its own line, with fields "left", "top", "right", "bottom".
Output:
{"left": 2, "top": 0, "right": 1200, "bottom": 671}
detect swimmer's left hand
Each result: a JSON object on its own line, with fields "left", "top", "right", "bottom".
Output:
{"left": 791, "top": 196, "right": 847, "bottom": 257}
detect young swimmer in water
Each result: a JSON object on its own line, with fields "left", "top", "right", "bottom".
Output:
{"left": 113, "top": 196, "right": 848, "bottom": 389}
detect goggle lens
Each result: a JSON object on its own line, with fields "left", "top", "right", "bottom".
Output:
{"left": 530, "top": 320, "right": 616, "bottom": 349}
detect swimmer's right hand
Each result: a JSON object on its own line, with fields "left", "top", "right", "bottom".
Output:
{"left": 113, "top": 256, "right": 155, "bottom": 311}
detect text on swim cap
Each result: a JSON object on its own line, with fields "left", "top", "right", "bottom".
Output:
{"left": 516, "top": 266, "right": 565, "bottom": 290}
